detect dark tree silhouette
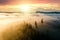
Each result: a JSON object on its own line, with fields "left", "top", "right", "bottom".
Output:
{"left": 35, "top": 21, "right": 38, "bottom": 28}
{"left": 41, "top": 18, "right": 43, "bottom": 23}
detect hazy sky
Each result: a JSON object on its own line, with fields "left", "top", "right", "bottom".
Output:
{"left": 0, "top": 0, "right": 60, "bottom": 12}
{"left": 0, "top": 0, "right": 60, "bottom": 5}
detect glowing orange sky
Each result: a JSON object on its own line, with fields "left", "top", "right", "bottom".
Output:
{"left": 0, "top": 0, "right": 60, "bottom": 11}
{"left": 0, "top": 0, "right": 60, "bottom": 5}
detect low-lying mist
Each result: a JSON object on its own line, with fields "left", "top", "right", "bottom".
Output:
{"left": 0, "top": 13, "right": 60, "bottom": 40}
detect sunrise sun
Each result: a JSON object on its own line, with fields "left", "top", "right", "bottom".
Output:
{"left": 20, "top": 4, "right": 31, "bottom": 13}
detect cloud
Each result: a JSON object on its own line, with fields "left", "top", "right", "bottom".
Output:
{"left": 31, "top": 0, "right": 60, "bottom": 4}
{"left": 0, "top": 0, "right": 21, "bottom": 5}
{"left": 0, "top": 0, "right": 60, "bottom": 5}
{"left": 0, "top": 0, "right": 11, "bottom": 5}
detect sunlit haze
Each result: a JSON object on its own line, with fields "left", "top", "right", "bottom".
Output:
{"left": 0, "top": 0, "right": 59, "bottom": 12}
{"left": 0, "top": 4, "right": 60, "bottom": 12}
{"left": 0, "top": 0, "right": 60, "bottom": 40}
